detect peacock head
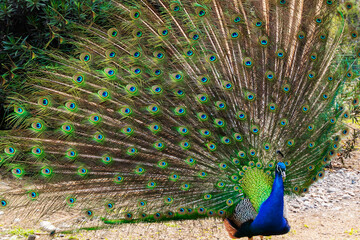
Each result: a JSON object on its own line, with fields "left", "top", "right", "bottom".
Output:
{"left": 276, "top": 162, "right": 286, "bottom": 179}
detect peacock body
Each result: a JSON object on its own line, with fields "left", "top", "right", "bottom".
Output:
{"left": 0, "top": 0, "right": 358, "bottom": 238}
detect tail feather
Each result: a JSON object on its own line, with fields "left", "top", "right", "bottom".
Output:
{"left": 0, "top": 0, "right": 358, "bottom": 228}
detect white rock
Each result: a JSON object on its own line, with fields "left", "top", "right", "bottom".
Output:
{"left": 40, "top": 221, "right": 57, "bottom": 233}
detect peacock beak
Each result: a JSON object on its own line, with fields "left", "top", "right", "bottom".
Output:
{"left": 281, "top": 171, "right": 286, "bottom": 180}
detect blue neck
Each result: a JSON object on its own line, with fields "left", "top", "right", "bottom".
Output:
{"left": 249, "top": 171, "right": 290, "bottom": 236}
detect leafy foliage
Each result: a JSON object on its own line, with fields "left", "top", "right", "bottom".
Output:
{"left": 0, "top": 0, "right": 112, "bottom": 129}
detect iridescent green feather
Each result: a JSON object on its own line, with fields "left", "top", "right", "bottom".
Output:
{"left": 0, "top": 0, "right": 358, "bottom": 231}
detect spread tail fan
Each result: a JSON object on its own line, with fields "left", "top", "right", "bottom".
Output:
{"left": 0, "top": 0, "right": 358, "bottom": 238}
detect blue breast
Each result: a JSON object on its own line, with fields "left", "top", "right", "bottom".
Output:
{"left": 234, "top": 170, "right": 290, "bottom": 238}
{"left": 250, "top": 171, "right": 290, "bottom": 236}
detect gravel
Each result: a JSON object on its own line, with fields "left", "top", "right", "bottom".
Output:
{"left": 286, "top": 169, "right": 360, "bottom": 213}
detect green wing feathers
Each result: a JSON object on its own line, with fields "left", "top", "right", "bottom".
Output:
{"left": 0, "top": 0, "right": 358, "bottom": 226}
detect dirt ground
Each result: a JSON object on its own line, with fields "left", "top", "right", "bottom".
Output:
{"left": 1, "top": 149, "right": 359, "bottom": 240}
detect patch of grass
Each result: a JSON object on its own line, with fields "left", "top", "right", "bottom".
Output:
{"left": 164, "top": 223, "right": 180, "bottom": 228}
{"left": 6, "top": 226, "right": 39, "bottom": 237}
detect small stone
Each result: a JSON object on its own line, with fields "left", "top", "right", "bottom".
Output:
{"left": 27, "top": 235, "right": 37, "bottom": 240}
{"left": 347, "top": 191, "right": 355, "bottom": 197}
{"left": 40, "top": 221, "right": 57, "bottom": 233}
{"left": 291, "top": 203, "right": 300, "bottom": 209}
{"left": 332, "top": 207, "right": 342, "bottom": 211}
{"left": 322, "top": 203, "right": 333, "bottom": 208}
{"left": 327, "top": 187, "right": 338, "bottom": 193}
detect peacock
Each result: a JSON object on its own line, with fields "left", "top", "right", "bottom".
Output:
{"left": 0, "top": 0, "right": 359, "bottom": 239}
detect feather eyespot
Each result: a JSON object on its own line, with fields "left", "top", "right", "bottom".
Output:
{"left": 94, "top": 132, "right": 105, "bottom": 142}
{"left": 233, "top": 133, "right": 242, "bottom": 142}
{"left": 105, "top": 49, "right": 117, "bottom": 59}
{"left": 238, "top": 151, "right": 246, "bottom": 158}
{"left": 196, "top": 94, "right": 208, "bottom": 103}
{"left": 31, "top": 146, "right": 43, "bottom": 157}
{"left": 237, "top": 111, "right": 247, "bottom": 120}
{"left": 113, "top": 175, "right": 124, "bottom": 184}
{"left": 174, "top": 106, "right": 186, "bottom": 116}
{"left": 197, "top": 112, "right": 208, "bottom": 121}
{"left": 102, "top": 154, "right": 113, "bottom": 164}
{"left": 198, "top": 75, "right": 210, "bottom": 84}
{"left": 66, "top": 149, "right": 77, "bottom": 159}
{"left": 327, "top": 75, "right": 334, "bottom": 82}
{"left": 154, "top": 141, "right": 166, "bottom": 150}
{"left": 214, "top": 118, "right": 225, "bottom": 127}
{"left": 255, "top": 20, "right": 263, "bottom": 27}
{"left": 287, "top": 139, "right": 295, "bottom": 147}
{"left": 0, "top": 199, "right": 8, "bottom": 207}
{"left": 174, "top": 89, "right": 185, "bottom": 98}
{"left": 263, "top": 143, "right": 271, "bottom": 151}
{"left": 249, "top": 149, "right": 256, "bottom": 156}
{"left": 266, "top": 71, "right": 275, "bottom": 80}
{"left": 66, "top": 196, "right": 76, "bottom": 206}
{"left": 153, "top": 69, "right": 162, "bottom": 76}
{"left": 4, "top": 146, "right": 16, "bottom": 156}
{"left": 269, "top": 103, "right": 277, "bottom": 112}
{"left": 301, "top": 105, "right": 310, "bottom": 113}
{"left": 198, "top": 207, "right": 206, "bottom": 214}
{"left": 350, "top": 31, "right": 358, "bottom": 39}
{"left": 196, "top": 7, "right": 207, "bottom": 17}
{"left": 206, "top": 54, "right": 218, "bottom": 63}
{"left": 107, "top": 28, "right": 118, "bottom": 38}
{"left": 80, "top": 52, "right": 91, "bottom": 63}
{"left": 14, "top": 106, "right": 25, "bottom": 115}
{"left": 259, "top": 36, "right": 269, "bottom": 47}
{"left": 130, "top": 9, "right": 141, "bottom": 19}
{"left": 310, "top": 53, "right": 318, "bottom": 61}
{"left": 125, "top": 212, "right": 133, "bottom": 220}
{"left": 246, "top": 92, "right": 255, "bottom": 101}
{"left": 315, "top": 17, "right": 322, "bottom": 24}
{"left": 170, "top": 3, "right": 181, "bottom": 12}
{"left": 147, "top": 104, "right": 160, "bottom": 115}
{"left": 345, "top": 2, "right": 353, "bottom": 9}
{"left": 280, "top": 119, "right": 288, "bottom": 127}
{"left": 229, "top": 29, "right": 240, "bottom": 39}
{"left": 243, "top": 57, "right": 253, "bottom": 67}
{"left": 276, "top": 49, "right": 286, "bottom": 59}
{"left": 189, "top": 32, "right": 200, "bottom": 41}
{"left": 226, "top": 199, "right": 234, "bottom": 206}
{"left": 11, "top": 167, "right": 24, "bottom": 177}
{"left": 223, "top": 81, "right": 233, "bottom": 90}
{"left": 307, "top": 71, "right": 315, "bottom": 79}
{"left": 149, "top": 123, "right": 161, "bottom": 134}
{"left": 207, "top": 143, "right": 216, "bottom": 151}
{"left": 251, "top": 125, "right": 260, "bottom": 134}
{"left": 352, "top": 98, "right": 359, "bottom": 106}
{"left": 298, "top": 31, "right": 306, "bottom": 40}
{"left": 31, "top": 120, "right": 45, "bottom": 131}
